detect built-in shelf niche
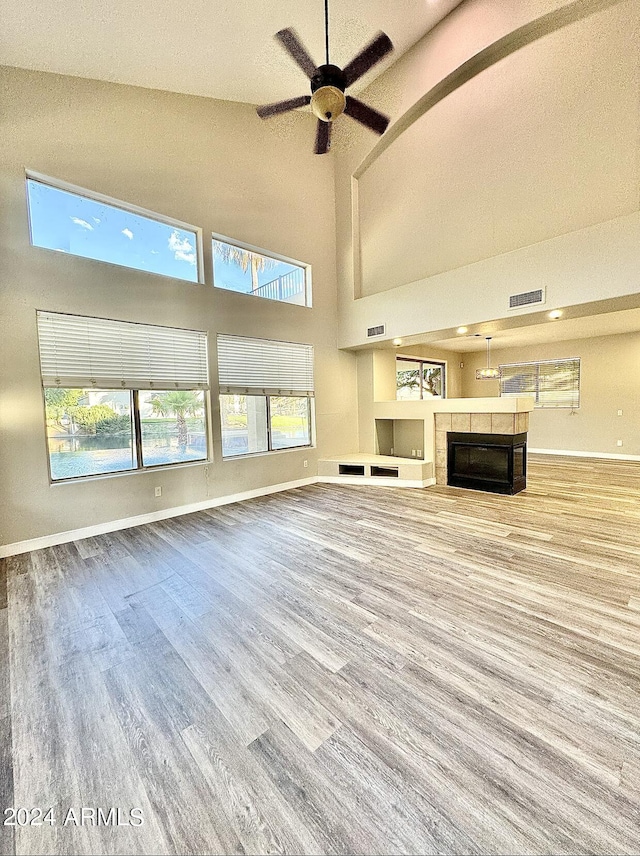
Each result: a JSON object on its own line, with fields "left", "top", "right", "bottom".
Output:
{"left": 375, "top": 419, "right": 424, "bottom": 460}
{"left": 339, "top": 463, "right": 366, "bottom": 476}
{"left": 371, "top": 465, "right": 399, "bottom": 478}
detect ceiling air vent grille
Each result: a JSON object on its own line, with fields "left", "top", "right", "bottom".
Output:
{"left": 367, "top": 324, "right": 386, "bottom": 338}
{"left": 509, "top": 288, "right": 545, "bottom": 309}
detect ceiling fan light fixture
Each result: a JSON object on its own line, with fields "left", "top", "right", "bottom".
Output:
{"left": 311, "top": 86, "right": 346, "bottom": 121}
{"left": 256, "top": 0, "right": 393, "bottom": 154}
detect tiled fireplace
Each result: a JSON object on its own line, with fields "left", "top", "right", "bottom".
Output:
{"left": 434, "top": 411, "right": 530, "bottom": 486}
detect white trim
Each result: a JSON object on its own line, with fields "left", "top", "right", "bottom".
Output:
{"left": 529, "top": 448, "right": 640, "bottom": 462}
{"left": 317, "top": 476, "right": 436, "bottom": 488}
{"left": 0, "top": 477, "right": 317, "bottom": 558}
{"left": 0, "top": 473, "right": 442, "bottom": 558}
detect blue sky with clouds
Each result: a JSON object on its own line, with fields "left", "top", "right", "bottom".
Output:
{"left": 27, "top": 180, "right": 199, "bottom": 282}
{"left": 27, "top": 179, "right": 303, "bottom": 295}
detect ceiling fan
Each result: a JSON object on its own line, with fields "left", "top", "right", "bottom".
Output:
{"left": 256, "top": 0, "right": 394, "bottom": 154}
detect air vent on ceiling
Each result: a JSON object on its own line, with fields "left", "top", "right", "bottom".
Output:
{"left": 508, "top": 288, "right": 545, "bottom": 309}
{"left": 367, "top": 324, "right": 386, "bottom": 338}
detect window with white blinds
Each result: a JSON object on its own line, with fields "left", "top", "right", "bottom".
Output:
{"left": 37, "top": 311, "right": 209, "bottom": 390}
{"left": 217, "top": 334, "right": 314, "bottom": 396}
{"left": 499, "top": 358, "right": 580, "bottom": 408}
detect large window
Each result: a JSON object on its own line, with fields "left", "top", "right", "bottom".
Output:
{"left": 212, "top": 235, "right": 310, "bottom": 306}
{"left": 396, "top": 357, "right": 446, "bottom": 400}
{"left": 37, "top": 312, "right": 209, "bottom": 481}
{"left": 217, "top": 335, "right": 314, "bottom": 457}
{"left": 220, "top": 395, "right": 312, "bottom": 457}
{"left": 27, "top": 173, "right": 202, "bottom": 283}
{"left": 499, "top": 358, "right": 580, "bottom": 408}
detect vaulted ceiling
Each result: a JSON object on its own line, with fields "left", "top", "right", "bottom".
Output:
{"left": 0, "top": 0, "right": 463, "bottom": 104}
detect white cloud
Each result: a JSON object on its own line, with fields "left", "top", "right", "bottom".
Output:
{"left": 150, "top": 250, "right": 159, "bottom": 254}
{"left": 70, "top": 217, "right": 93, "bottom": 230}
{"left": 168, "top": 230, "right": 196, "bottom": 266}
{"left": 92, "top": 217, "right": 101, "bottom": 224}
{"left": 175, "top": 250, "right": 197, "bottom": 264}
{"left": 122, "top": 228, "right": 134, "bottom": 240}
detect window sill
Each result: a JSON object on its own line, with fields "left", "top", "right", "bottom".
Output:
{"left": 213, "top": 285, "right": 311, "bottom": 309}
{"left": 221, "top": 445, "right": 314, "bottom": 462}
{"left": 49, "top": 457, "right": 212, "bottom": 486}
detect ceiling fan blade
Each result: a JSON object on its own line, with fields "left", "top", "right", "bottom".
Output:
{"left": 275, "top": 28, "right": 317, "bottom": 79}
{"left": 314, "top": 120, "right": 332, "bottom": 155}
{"left": 256, "top": 95, "right": 311, "bottom": 119}
{"left": 344, "top": 96, "right": 390, "bottom": 135}
{"left": 342, "top": 32, "right": 393, "bottom": 88}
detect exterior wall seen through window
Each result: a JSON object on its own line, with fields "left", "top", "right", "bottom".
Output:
{"left": 220, "top": 395, "right": 312, "bottom": 457}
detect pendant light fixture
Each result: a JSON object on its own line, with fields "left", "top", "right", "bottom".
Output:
{"left": 476, "top": 337, "right": 501, "bottom": 380}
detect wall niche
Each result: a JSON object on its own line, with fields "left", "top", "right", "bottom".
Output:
{"left": 375, "top": 419, "right": 424, "bottom": 460}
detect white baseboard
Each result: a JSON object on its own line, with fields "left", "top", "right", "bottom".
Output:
{"left": 0, "top": 477, "right": 317, "bottom": 559}
{"left": 317, "top": 476, "right": 436, "bottom": 488}
{"left": 529, "top": 448, "right": 640, "bottom": 462}
{"left": 1, "top": 472, "right": 443, "bottom": 558}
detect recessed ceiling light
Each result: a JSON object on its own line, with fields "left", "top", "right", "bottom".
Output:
{"left": 392, "top": 338, "right": 402, "bottom": 346}
{"left": 457, "top": 326, "right": 468, "bottom": 335}
{"left": 548, "top": 310, "right": 562, "bottom": 320}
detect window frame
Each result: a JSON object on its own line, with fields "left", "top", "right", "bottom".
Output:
{"left": 26, "top": 169, "right": 205, "bottom": 284}
{"left": 219, "top": 394, "right": 314, "bottom": 459}
{"left": 42, "top": 387, "right": 212, "bottom": 483}
{"left": 212, "top": 231, "right": 312, "bottom": 307}
{"left": 396, "top": 356, "right": 447, "bottom": 400}
{"left": 498, "top": 358, "right": 581, "bottom": 409}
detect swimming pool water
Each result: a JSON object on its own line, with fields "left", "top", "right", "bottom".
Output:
{"left": 49, "top": 442, "right": 205, "bottom": 480}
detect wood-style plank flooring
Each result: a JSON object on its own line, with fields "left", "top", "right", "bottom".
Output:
{"left": 2, "top": 454, "right": 640, "bottom": 855}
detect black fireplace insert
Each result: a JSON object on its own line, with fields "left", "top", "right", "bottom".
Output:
{"left": 447, "top": 432, "right": 527, "bottom": 494}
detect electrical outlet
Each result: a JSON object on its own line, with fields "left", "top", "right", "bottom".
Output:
{"left": 390, "top": 447, "right": 394, "bottom": 455}
{"left": 411, "top": 449, "right": 416, "bottom": 457}
{"left": 460, "top": 361, "right": 464, "bottom": 369}
{"left": 618, "top": 410, "right": 623, "bottom": 417}
{"left": 154, "top": 486, "right": 162, "bottom": 497}
{"left": 617, "top": 440, "right": 623, "bottom": 447}
{"left": 303, "top": 460, "right": 308, "bottom": 468}
{"left": 417, "top": 449, "right": 422, "bottom": 457}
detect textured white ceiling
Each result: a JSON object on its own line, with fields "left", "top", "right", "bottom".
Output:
{"left": 0, "top": 0, "right": 464, "bottom": 105}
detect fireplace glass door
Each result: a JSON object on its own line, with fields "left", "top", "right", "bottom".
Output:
{"left": 452, "top": 444, "right": 509, "bottom": 483}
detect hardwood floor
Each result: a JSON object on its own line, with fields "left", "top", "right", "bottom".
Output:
{"left": 2, "top": 454, "right": 640, "bottom": 855}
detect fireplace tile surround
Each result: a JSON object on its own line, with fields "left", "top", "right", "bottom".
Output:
{"left": 435, "top": 411, "right": 529, "bottom": 485}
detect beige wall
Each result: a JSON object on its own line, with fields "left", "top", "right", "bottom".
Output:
{"left": 334, "top": 0, "right": 640, "bottom": 348}
{"left": 460, "top": 332, "right": 640, "bottom": 456}
{"left": 0, "top": 66, "right": 358, "bottom": 547}
{"left": 356, "top": 346, "right": 462, "bottom": 453}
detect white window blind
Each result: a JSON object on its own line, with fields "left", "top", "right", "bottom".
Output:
{"left": 37, "top": 311, "right": 209, "bottom": 390}
{"left": 217, "top": 334, "right": 314, "bottom": 396}
{"left": 499, "top": 358, "right": 580, "bottom": 408}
